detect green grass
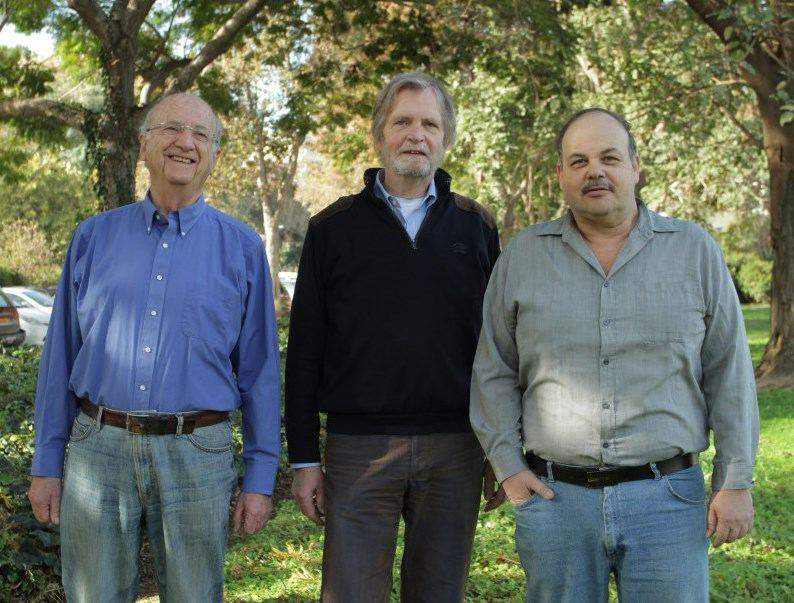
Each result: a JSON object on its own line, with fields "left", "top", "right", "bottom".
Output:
{"left": 222, "top": 305, "right": 793, "bottom": 602}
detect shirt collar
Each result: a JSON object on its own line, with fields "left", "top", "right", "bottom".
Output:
{"left": 373, "top": 169, "right": 437, "bottom": 209}
{"left": 141, "top": 192, "right": 207, "bottom": 236}
{"left": 535, "top": 200, "right": 678, "bottom": 237}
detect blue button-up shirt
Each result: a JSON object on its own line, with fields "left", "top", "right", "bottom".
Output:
{"left": 373, "top": 169, "right": 437, "bottom": 241}
{"left": 31, "top": 195, "right": 281, "bottom": 494}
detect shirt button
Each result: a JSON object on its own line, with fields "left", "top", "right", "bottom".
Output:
{"left": 602, "top": 319, "right": 611, "bottom": 326}
{"left": 144, "top": 346, "right": 151, "bottom": 353}
{"left": 602, "top": 358, "right": 610, "bottom": 366}
{"left": 150, "top": 310, "right": 157, "bottom": 316}
{"left": 602, "top": 402, "right": 610, "bottom": 409}
{"left": 603, "top": 282, "right": 609, "bottom": 287}
{"left": 162, "top": 242, "right": 169, "bottom": 249}
{"left": 602, "top": 442, "right": 610, "bottom": 449}
{"left": 139, "top": 384, "right": 146, "bottom": 391}
{"left": 156, "top": 274, "right": 163, "bottom": 281}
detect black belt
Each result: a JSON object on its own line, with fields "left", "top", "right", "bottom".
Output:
{"left": 79, "top": 398, "right": 228, "bottom": 435}
{"left": 526, "top": 452, "right": 698, "bottom": 488}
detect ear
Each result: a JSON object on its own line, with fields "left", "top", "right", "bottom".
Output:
{"left": 138, "top": 133, "right": 147, "bottom": 159}
{"left": 555, "top": 161, "right": 563, "bottom": 184}
{"left": 631, "top": 153, "right": 640, "bottom": 182}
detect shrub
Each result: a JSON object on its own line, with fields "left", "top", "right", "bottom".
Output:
{"left": 0, "top": 346, "right": 62, "bottom": 600}
{"left": 0, "top": 220, "right": 59, "bottom": 287}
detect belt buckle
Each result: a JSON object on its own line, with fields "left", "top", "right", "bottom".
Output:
{"left": 125, "top": 412, "right": 154, "bottom": 434}
{"left": 585, "top": 468, "right": 617, "bottom": 488}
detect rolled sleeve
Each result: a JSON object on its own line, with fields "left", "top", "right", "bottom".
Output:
{"left": 232, "top": 240, "right": 281, "bottom": 495}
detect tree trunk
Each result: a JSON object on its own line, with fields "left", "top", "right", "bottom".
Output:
{"left": 261, "top": 201, "right": 284, "bottom": 315}
{"left": 755, "top": 98, "right": 794, "bottom": 389}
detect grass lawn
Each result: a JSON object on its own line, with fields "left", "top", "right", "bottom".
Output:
{"left": 216, "top": 305, "right": 794, "bottom": 602}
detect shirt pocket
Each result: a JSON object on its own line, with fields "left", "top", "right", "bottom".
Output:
{"left": 631, "top": 277, "right": 705, "bottom": 345}
{"left": 181, "top": 280, "right": 241, "bottom": 349}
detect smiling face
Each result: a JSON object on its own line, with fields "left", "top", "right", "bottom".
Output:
{"left": 376, "top": 87, "right": 446, "bottom": 182}
{"left": 139, "top": 94, "right": 220, "bottom": 203}
{"left": 556, "top": 111, "right": 640, "bottom": 225}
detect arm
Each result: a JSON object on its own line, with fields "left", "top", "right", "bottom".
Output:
{"left": 29, "top": 229, "right": 85, "bottom": 523}
{"left": 285, "top": 225, "right": 326, "bottom": 464}
{"left": 230, "top": 237, "right": 281, "bottom": 534}
{"left": 285, "top": 225, "right": 328, "bottom": 522}
{"left": 699, "top": 233, "right": 759, "bottom": 545}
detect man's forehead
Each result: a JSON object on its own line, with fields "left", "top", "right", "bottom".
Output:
{"left": 150, "top": 95, "right": 215, "bottom": 126}
{"left": 562, "top": 112, "right": 630, "bottom": 153}
{"left": 390, "top": 87, "right": 442, "bottom": 115}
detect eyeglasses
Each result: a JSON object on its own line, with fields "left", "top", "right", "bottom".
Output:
{"left": 145, "top": 122, "right": 219, "bottom": 145}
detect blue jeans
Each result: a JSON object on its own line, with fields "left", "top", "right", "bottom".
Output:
{"left": 60, "top": 411, "right": 237, "bottom": 602}
{"left": 514, "top": 465, "right": 709, "bottom": 603}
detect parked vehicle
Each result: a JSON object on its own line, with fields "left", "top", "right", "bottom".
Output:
{"left": 2, "top": 286, "right": 53, "bottom": 346}
{"left": 0, "top": 288, "right": 25, "bottom": 346}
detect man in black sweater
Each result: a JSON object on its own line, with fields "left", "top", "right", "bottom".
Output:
{"left": 285, "top": 72, "right": 503, "bottom": 602}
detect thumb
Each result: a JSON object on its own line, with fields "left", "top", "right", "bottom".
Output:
{"left": 232, "top": 498, "right": 245, "bottom": 534}
{"left": 706, "top": 504, "right": 717, "bottom": 537}
{"left": 50, "top": 489, "right": 61, "bottom": 525}
{"left": 315, "top": 484, "right": 326, "bottom": 516}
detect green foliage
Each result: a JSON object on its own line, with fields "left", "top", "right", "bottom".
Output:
{"left": 0, "top": 346, "right": 61, "bottom": 601}
{"left": 0, "top": 267, "right": 24, "bottom": 287}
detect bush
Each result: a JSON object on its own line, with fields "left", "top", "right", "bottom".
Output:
{"left": 733, "top": 254, "right": 773, "bottom": 304}
{"left": 0, "top": 267, "right": 24, "bottom": 287}
{"left": 0, "top": 346, "right": 62, "bottom": 601}
{"left": 0, "top": 220, "right": 60, "bottom": 287}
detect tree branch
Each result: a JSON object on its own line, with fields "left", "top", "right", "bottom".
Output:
{"left": 165, "top": 0, "right": 270, "bottom": 94}
{"left": 0, "top": 98, "right": 87, "bottom": 130}
{"left": 685, "top": 0, "right": 782, "bottom": 97}
{"left": 719, "top": 104, "right": 764, "bottom": 150}
{"left": 127, "top": 0, "right": 156, "bottom": 35}
{"left": 67, "top": 0, "right": 111, "bottom": 51}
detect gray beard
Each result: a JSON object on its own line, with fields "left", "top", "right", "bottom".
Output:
{"left": 391, "top": 156, "right": 435, "bottom": 178}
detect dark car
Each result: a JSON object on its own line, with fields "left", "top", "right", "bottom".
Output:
{"left": 0, "top": 288, "right": 25, "bottom": 346}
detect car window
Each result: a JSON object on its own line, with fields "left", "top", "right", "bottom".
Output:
{"left": 23, "top": 289, "right": 54, "bottom": 307}
{"left": 0, "top": 292, "right": 10, "bottom": 308}
{"left": 5, "top": 293, "right": 28, "bottom": 308}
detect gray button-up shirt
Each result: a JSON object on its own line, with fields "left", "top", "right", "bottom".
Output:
{"left": 470, "top": 202, "right": 759, "bottom": 490}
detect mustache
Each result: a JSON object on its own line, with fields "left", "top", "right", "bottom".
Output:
{"left": 582, "top": 180, "right": 614, "bottom": 194}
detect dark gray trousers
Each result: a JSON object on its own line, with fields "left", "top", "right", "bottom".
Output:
{"left": 321, "top": 432, "right": 484, "bottom": 603}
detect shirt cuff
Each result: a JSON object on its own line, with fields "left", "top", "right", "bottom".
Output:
{"left": 489, "top": 447, "right": 529, "bottom": 483}
{"left": 30, "top": 443, "right": 66, "bottom": 478}
{"left": 291, "top": 462, "right": 322, "bottom": 470}
{"left": 712, "top": 461, "right": 755, "bottom": 491}
{"left": 240, "top": 459, "right": 278, "bottom": 495}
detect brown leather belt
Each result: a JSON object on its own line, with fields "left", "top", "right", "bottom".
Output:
{"left": 526, "top": 452, "right": 698, "bottom": 488}
{"left": 79, "top": 398, "right": 228, "bottom": 435}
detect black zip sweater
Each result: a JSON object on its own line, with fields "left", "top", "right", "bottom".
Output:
{"left": 285, "top": 168, "right": 500, "bottom": 463}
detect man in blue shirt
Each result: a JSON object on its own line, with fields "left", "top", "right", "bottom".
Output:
{"left": 27, "top": 93, "right": 281, "bottom": 602}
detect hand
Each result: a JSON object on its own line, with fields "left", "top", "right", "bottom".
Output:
{"left": 482, "top": 461, "right": 506, "bottom": 512}
{"left": 28, "top": 477, "right": 62, "bottom": 525}
{"left": 291, "top": 466, "right": 325, "bottom": 526}
{"left": 707, "top": 488, "right": 754, "bottom": 547}
{"left": 501, "top": 469, "right": 555, "bottom": 505}
{"left": 232, "top": 491, "right": 273, "bottom": 536}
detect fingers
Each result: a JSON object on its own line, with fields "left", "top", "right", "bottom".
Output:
{"left": 28, "top": 478, "right": 61, "bottom": 525}
{"left": 235, "top": 493, "right": 273, "bottom": 535}
{"left": 525, "top": 473, "right": 554, "bottom": 500}
{"left": 296, "top": 493, "right": 323, "bottom": 526}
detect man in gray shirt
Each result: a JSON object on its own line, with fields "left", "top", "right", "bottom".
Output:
{"left": 470, "top": 108, "right": 759, "bottom": 602}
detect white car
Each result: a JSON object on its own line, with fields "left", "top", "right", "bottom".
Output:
{"left": 2, "top": 286, "right": 54, "bottom": 346}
